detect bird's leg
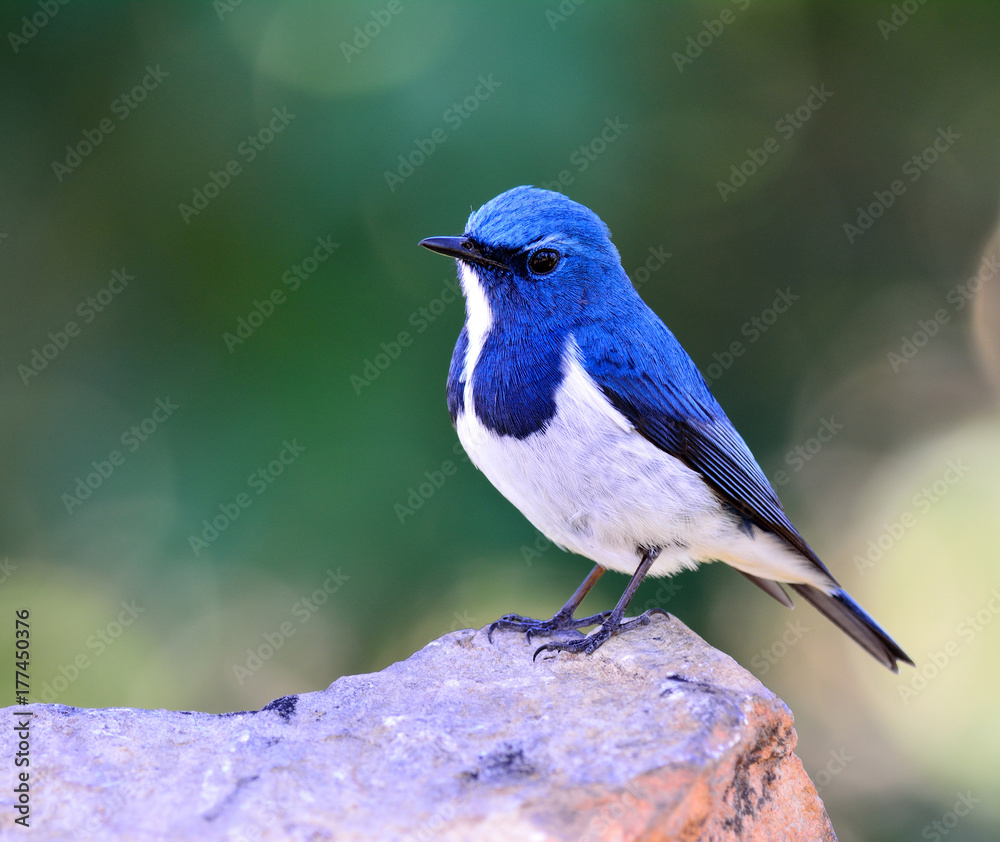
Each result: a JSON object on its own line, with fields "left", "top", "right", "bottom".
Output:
{"left": 488, "top": 564, "right": 610, "bottom": 643}
{"left": 533, "top": 547, "right": 668, "bottom": 658}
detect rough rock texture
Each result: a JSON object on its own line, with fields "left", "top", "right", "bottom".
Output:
{"left": 1, "top": 614, "right": 835, "bottom": 841}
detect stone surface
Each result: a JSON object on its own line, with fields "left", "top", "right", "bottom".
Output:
{"left": 1, "top": 614, "right": 835, "bottom": 841}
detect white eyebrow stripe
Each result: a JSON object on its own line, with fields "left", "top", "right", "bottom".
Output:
{"left": 528, "top": 234, "right": 578, "bottom": 250}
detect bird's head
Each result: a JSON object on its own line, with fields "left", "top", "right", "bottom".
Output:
{"left": 419, "top": 186, "right": 629, "bottom": 330}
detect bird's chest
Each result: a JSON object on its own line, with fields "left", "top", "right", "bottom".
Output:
{"left": 448, "top": 262, "right": 569, "bottom": 439}
{"left": 454, "top": 358, "right": 623, "bottom": 538}
{"left": 451, "top": 322, "right": 718, "bottom": 573}
{"left": 451, "top": 319, "right": 583, "bottom": 516}
{"left": 454, "top": 341, "right": 663, "bottom": 543}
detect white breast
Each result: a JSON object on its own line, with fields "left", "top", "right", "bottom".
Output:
{"left": 458, "top": 263, "right": 491, "bottom": 385}
{"left": 455, "top": 293, "right": 828, "bottom": 589}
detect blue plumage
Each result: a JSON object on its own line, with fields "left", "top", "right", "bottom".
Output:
{"left": 420, "top": 186, "right": 912, "bottom": 672}
{"left": 446, "top": 325, "right": 468, "bottom": 423}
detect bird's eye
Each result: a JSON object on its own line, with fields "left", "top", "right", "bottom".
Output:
{"left": 528, "top": 249, "right": 560, "bottom": 275}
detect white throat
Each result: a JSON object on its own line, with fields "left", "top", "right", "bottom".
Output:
{"left": 459, "top": 262, "right": 493, "bottom": 382}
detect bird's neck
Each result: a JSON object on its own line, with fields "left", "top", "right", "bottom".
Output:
{"left": 454, "top": 262, "right": 575, "bottom": 439}
{"left": 462, "top": 308, "right": 571, "bottom": 440}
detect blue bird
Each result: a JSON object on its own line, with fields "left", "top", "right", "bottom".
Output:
{"left": 419, "top": 186, "right": 912, "bottom": 671}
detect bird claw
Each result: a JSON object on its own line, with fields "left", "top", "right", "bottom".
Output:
{"left": 531, "top": 608, "right": 669, "bottom": 660}
{"left": 487, "top": 610, "right": 612, "bottom": 644}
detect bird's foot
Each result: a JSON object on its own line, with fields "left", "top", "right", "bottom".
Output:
{"left": 532, "top": 608, "right": 669, "bottom": 660}
{"left": 487, "top": 609, "right": 612, "bottom": 644}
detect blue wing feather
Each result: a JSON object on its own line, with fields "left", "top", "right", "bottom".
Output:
{"left": 576, "top": 298, "right": 915, "bottom": 670}
{"left": 447, "top": 325, "right": 468, "bottom": 424}
{"left": 576, "top": 299, "right": 833, "bottom": 579}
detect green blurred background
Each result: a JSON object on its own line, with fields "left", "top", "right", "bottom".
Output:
{"left": 3, "top": 1, "right": 1000, "bottom": 838}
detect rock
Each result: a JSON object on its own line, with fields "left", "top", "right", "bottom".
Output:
{"left": 1, "top": 613, "right": 835, "bottom": 841}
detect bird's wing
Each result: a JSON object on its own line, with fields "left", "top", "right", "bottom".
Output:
{"left": 577, "top": 310, "right": 835, "bottom": 580}
{"left": 447, "top": 325, "right": 469, "bottom": 424}
{"left": 575, "top": 307, "right": 914, "bottom": 672}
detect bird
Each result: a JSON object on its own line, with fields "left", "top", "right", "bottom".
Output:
{"left": 418, "top": 185, "right": 912, "bottom": 672}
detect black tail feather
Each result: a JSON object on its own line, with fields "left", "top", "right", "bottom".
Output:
{"left": 789, "top": 584, "right": 913, "bottom": 672}
{"left": 738, "top": 570, "right": 794, "bottom": 608}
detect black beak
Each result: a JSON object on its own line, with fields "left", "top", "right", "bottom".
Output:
{"left": 418, "top": 236, "right": 506, "bottom": 270}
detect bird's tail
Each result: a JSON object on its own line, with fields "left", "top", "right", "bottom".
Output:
{"left": 789, "top": 584, "right": 913, "bottom": 673}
